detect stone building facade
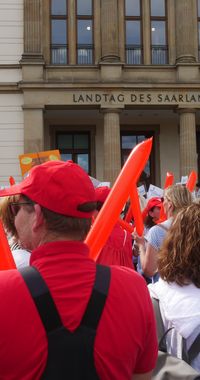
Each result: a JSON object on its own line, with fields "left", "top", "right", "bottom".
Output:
{"left": 0, "top": 0, "right": 200, "bottom": 188}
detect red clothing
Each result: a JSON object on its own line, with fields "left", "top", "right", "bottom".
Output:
{"left": 0, "top": 241, "right": 158, "bottom": 379}
{"left": 96, "top": 222, "right": 134, "bottom": 268}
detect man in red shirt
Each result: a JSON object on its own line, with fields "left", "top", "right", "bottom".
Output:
{"left": 0, "top": 160, "right": 157, "bottom": 379}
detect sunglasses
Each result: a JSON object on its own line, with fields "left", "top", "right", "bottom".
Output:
{"left": 9, "top": 202, "right": 34, "bottom": 217}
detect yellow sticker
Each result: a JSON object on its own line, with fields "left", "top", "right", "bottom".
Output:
{"left": 49, "top": 155, "right": 58, "bottom": 161}
{"left": 21, "top": 157, "right": 32, "bottom": 165}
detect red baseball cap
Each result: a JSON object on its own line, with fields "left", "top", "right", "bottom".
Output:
{"left": 142, "top": 197, "right": 162, "bottom": 220}
{"left": 0, "top": 161, "right": 96, "bottom": 218}
{"left": 95, "top": 186, "right": 110, "bottom": 204}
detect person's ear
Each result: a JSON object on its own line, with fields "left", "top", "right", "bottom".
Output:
{"left": 32, "top": 204, "right": 44, "bottom": 232}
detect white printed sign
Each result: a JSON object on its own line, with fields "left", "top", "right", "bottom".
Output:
{"left": 147, "top": 184, "right": 163, "bottom": 199}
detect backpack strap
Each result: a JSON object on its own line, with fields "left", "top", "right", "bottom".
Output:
{"left": 151, "top": 297, "right": 173, "bottom": 352}
{"left": 19, "top": 264, "right": 111, "bottom": 333}
{"left": 182, "top": 332, "right": 200, "bottom": 364}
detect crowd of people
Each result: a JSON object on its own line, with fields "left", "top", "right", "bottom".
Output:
{"left": 0, "top": 159, "right": 199, "bottom": 379}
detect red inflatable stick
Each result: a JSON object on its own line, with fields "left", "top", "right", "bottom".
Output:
{"left": 124, "top": 204, "right": 133, "bottom": 223}
{"left": 86, "top": 138, "right": 153, "bottom": 260}
{"left": 118, "top": 218, "right": 134, "bottom": 234}
{"left": 9, "top": 176, "right": 15, "bottom": 186}
{"left": 130, "top": 185, "right": 144, "bottom": 236}
{"left": 186, "top": 170, "right": 197, "bottom": 192}
{"left": 164, "top": 172, "right": 174, "bottom": 189}
{"left": 0, "top": 219, "right": 16, "bottom": 270}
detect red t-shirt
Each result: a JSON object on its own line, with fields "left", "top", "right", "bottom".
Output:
{"left": 0, "top": 241, "right": 157, "bottom": 379}
{"left": 96, "top": 222, "right": 134, "bottom": 269}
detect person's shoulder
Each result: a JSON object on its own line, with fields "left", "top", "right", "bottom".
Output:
{"left": 110, "top": 265, "right": 148, "bottom": 292}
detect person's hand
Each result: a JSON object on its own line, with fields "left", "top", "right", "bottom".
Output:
{"left": 132, "top": 231, "right": 145, "bottom": 247}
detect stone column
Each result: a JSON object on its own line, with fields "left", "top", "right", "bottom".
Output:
{"left": 23, "top": 106, "right": 44, "bottom": 153}
{"left": 21, "top": 0, "right": 44, "bottom": 80}
{"left": 179, "top": 109, "right": 197, "bottom": 176}
{"left": 100, "top": 0, "right": 120, "bottom": 61}
{"left": 22, "top": 0, "right": 43, "bottom": 61}
{"left": 103, "top": 109, "right": 121, "bottom": 185}
{"left": 175, "top": 0, "right": 197, "bottom": 63}
{"left": 142, "top": 0, "right": 151, "bottom": 64}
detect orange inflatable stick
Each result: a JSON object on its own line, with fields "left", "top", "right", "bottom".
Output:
{"left": 124, "top": 204, "right": 133, "bottom": 223}
{"left": 0, "top": 219, "right": 16, "bottom": 270}
{"left": 118, "top": 218, "right": 134, "bottom": 233}
{"left": 186, "top": 170, "right": 197, "bottom": 192}
{"left": 9, "top": 176, "right": 15, "bottom": 186}
{"left": 164, "top": 172, "right": 174, "bottom": 189}
{"left": 86, "top": 138, "right": 153, "bottom": 260}
{"left": 130, "top": 185, "right": 144, "bottom": 236}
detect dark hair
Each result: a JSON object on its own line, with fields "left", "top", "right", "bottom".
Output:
{"left": 144, "top": 206, "right": 157, "bottom": 229}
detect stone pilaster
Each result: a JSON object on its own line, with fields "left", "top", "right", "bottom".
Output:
{"left": 22, "top": 0, "right": 43, "bottom": 61}
{"left": 175, "top": 0, "right": 197, "bottom": 63}
{"left": 179, "top": 109, "right": 197, "bottom": 176}
{"left": 100, "top": 0, "right": 120, "bottom": 62}
{"left": 103, "top": 108, "right": 121, "bottom": 185}
{"left": 23, "top": 106, "right": 44, "bottom": 153}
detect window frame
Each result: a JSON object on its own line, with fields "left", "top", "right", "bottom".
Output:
{"left": 150, "top": 0, "right": 168, "bottom": 65}
{"left": 56, "top": 131, "right": 91, "bottom": 174}
{"left": 124, "top": 0, "right": 143, "bottom": 64}
{"left": 50, "top": 0, "right": 69, "bottom": 64}
{"left": 76, "top": 0, "right": 94, "bottom": 65}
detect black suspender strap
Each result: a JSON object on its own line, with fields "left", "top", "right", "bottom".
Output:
{"left": 81, "top": 264, "right": 111, "bottom": 330}
{"left": 19, "top": 264, "right": 111, "bottom": 334}
{"left": 19, "top": 266, "right": 62, "bottom": 333}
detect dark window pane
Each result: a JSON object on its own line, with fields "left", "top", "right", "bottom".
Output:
{"left": 51, "top": 0, "right": 67, "bottom": 15}
{"left": 151, "top": 21, "right": 166, "bottom": 44}
{"left": 198, "top": 0, "right": 200, "bottom": 17}
{"left": 74, "top": 134, "right": 88, "bottom": 149}
{"left": 51, "top": 20, "right": 67, "bottom": 44}
{"left": 77, "top": 154, "right": 89, "bottom": 172}
{"left": 61, "top": 153, "right": 72, "bottom": 161}
{"left": 151, "top": 0, "right": 165, "bottom": 16}
{"left": 122, "top": 135, "right": 136, "bottom": 149}
{"left": 126, "top": 21, "right": 141, "bottom": 44}
{"left": 77, "top": 20, "right": 93, "bottom": 43}
{"left": 57, "top": 134, "right": 72, "bottom": 149}
{"left": 137, "top": 135, "right": 145, "bottom": 143}
{"left": 125, "top": 0, "right": 140, "bottom": 16}
{"left": 77, "top": 0, "right": 92, "bottom": 15}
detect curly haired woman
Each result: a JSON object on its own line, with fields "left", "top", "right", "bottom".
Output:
{"left": 148, "top": 203, "right": 200, "bottom": 372}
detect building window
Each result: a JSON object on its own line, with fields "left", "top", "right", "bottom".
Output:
{"left": 121, "top": 132, "right": 154, "bottom": 189}
{"left": 150, "top": 0, "right": 168, "bottom": 64}
{"left": 125, "top": 0, "right": 143, "bottom": 64}
{"left": 198, "top": 0, "right": 200, "bottom": 60}
{"left": 50, "top": 0, "right": 68, "bottom": 64}
{"left": 76, "top": 0, "right": 94, "bottom": 64}
{"left": 56, "top": 132, "right": 90, "bottom": 173}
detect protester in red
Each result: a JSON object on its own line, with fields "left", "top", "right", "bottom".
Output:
{"left": 95, "top": 186, "right": 135, "bottom": 269}
{"left": 0, "top": 161, "right": 158, "bottom": 380}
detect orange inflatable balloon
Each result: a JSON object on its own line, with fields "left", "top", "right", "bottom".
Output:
{"left": 118, "top": 218, "right": 134, "bottom": 234}
{"left": 186, "top": 170, "right": 197, "bottom": 192}
{"left": 9, "top": 176, "right": 15, "bottom": 186}
{"left": 124, "top": 204, "right": 133, "bottom": 223}
{"left": 0, "top": 219, "right": 16, "bottom": 270}
{"left": 130, "top": 185, "right": 144, "bottom": 236}
{"left": 164, "top": 172, "right": 174, "bottom": 189}
{"left": 85, "top": 138, "right": 153, "bottom": 260}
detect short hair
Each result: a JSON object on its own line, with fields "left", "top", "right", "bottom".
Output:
{"left": 158, "top": 203, "right": 200, "bottom": 288}
{"left": 42, "top": 207, "right": 92, "bottom": 241}
{"left": 22, "top": 195, "right": 94, "bottom": 241}
{"left": 164, "top": 184, "right": 192, "bottom": 215}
